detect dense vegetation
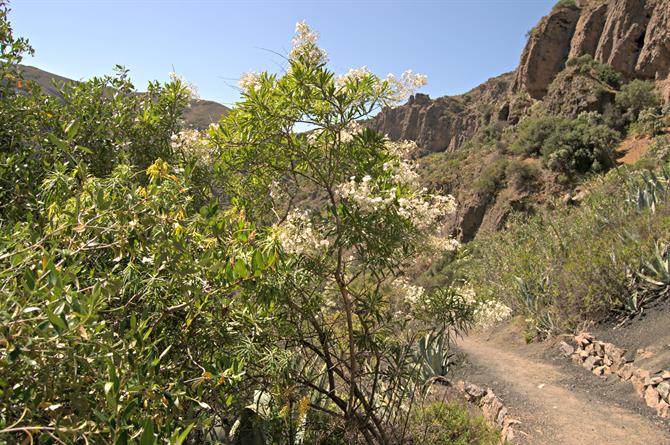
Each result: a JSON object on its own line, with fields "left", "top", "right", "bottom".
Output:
{"left": 0, "top": 5, "right": 504, "bottom": 444}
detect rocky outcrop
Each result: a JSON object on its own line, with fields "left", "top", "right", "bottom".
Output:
{"left": 636, "top": 0, "right": 670, "bottom": 100}
{"left": 566, "top": 332, "right": 670, "bottom": 419}
{"left": 371, "top": 73, "right": 513, "bottom": 155}
{"left": 594, "top": 0, "right": 653, "bottom": 78}
{"left": 569, "top": 2, "right": 609, "bottom": 58}
{"left": 513, "top": 4, "right": 582, "bottom": 99}
{"left": 515, "top": 0, "right": 669, "bottom": 101}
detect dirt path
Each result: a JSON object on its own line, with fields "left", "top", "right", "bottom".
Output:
{"left": 455, "top": 333, "right": 670, "bottom": 445}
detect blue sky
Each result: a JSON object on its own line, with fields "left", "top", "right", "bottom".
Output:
{"left": 12, "top": 0, "right": 556, "bottom": 107}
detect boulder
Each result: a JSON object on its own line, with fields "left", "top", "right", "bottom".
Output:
{"left": 657, "top": 381, "right": 670, "bottom": 402}
{"left": 583, "top": 355, "right": 602, "bottom": 370}
{"left": 617, "top": 363, "right": 635, "bottom": 380}
{"left": 559, "top": 341, "right": 575, "bottom": 357}
{"left": 645, "top": 385, "right": 660, "bottom": 409}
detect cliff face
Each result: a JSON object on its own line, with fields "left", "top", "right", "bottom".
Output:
{"left": 371, "top": 73, "right": 513, "bottom": 155}
{"left": 516, "top": 0, "right": 670, "bottom": 100}
{"left": 372, "top": 0, "right": 670, "bottom": 241}
{"left": 374, "top": 0, "right": 670, "bottom": 155}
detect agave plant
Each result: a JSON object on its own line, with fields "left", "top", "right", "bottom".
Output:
{"left": 638, "top": 242, "right": 670, "bottom": 290}
{"left": 417, "top": 330, "right": 453, "bottom": 384}
{"left": 515, "top": 276, "right": 555, "bottom": 340}
{"left": 627, "top": 169, "right": 670, "bottom": 214}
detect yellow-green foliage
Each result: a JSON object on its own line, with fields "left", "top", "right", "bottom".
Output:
{"left": 465, "top": 166, "right": 670, "bottom": 339}
{"left": 409, "top": 402, "right": 502, "bottom": 445}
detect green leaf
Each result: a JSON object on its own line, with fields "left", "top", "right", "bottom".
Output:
{"left": 172, "top": 424, "right": 195, "bottom": 445}
{"left": 22, "top": 268, "right": 35, "bottom": 292}
{"left": 64, "top": 120, "right": 80, "bottom": 139}
{"left": 139, "top": 420, "right": 155, "bottom": 445}
{"left": 234, "top": 258, "right": 249, "bottom": 279}
{"left": 45, "top": 307, "right": 67, "bottom": 332}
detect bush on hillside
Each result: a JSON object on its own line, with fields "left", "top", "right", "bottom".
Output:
{"left": 464, "top": 167, "right": 670, "bottom": 340}
{"left": 616, "top": 79, "right": 661, "bottom": 126}
{"left": 565, "top": 55, "right": 621, "bottom": 88}
{"left": 505, "top": 159, "right": 540, "bottom": 190}
{"left": 409, "top": 402, "right": 501, "bottom": 445}
{"left": 511, "top": 112, "right": 620, "bottom": 176}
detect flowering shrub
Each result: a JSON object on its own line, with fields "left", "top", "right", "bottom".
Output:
{"left": 212, "top": 21, "right": 463, "bottom": 443}
{"left": 0, "top": 7, "right": 471, "bottom": 444}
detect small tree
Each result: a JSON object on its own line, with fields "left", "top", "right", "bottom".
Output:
{"left": 212, "top": 22, "right": 466, "bottom": 443}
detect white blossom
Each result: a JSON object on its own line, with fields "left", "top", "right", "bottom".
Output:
{"left": 336, "top": 66, "right": 372, "bottom": 89}
{"left": 168, "top": 72, "right": 199, "bottom": 100}
{"left": 428, "top": 236, "right": 461, "bottom": 252}
{"left": 383, "top": 70, "right": 428, "bottom": 106}
{"left": 339, "top": 121, "right": 362, "bottom": 144}
{"left": 170, "top": 129, "right": 213, "bottom": 164}
{"left": 274, "top": 209, "right": 330, "bottom": 256}
{"left": 392, "top": 277, "right": 426, "bottom": 306}
{"left": 383, "top": 158, "right": 420, "bottom": 187}
{"left": 335, "top": 175, "right": 394, "bottom": 213}
{"left": 473, "top": 300, "right": 513, "bottom": 328}
{"left": 239, "top": 71, "right": 262, "bottom": 94}
{"left": 385, "top": 140, "right": 418, "bottom": 158}
{"left": 289, "top": 21, "right": 328, "bottom": 65}
{"left": 397, "top": 193, "right": 457, "bottom": 229}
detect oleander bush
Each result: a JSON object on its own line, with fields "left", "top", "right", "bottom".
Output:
{"left": 0, "top": 5, "right": 480, "bottom": 444}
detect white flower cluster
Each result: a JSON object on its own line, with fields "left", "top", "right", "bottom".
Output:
{"left": 274, "top": 208, "right": 330, "bottom": 256}
{"left": 473, "top": 300, "right": 513, "bottom": 329}
{"left": 335, "top": 173, "right": 456, "bottom": 228}
{"left": 428, "top": 235, "right": 461, "bottom": 252}
{"left": 168, "top": 72, "right": 199, "bottom": 100}
{"left": 335, "top": 66, "right": 372, "bottom": 89}
{"left": 392, "top": 277, "right": 426, "bottom": 305}
{"left": 239, "top": 71, "right": 262, "bottom": 94}
{"left": 289, "top": 21, "right": 328, "bottom": 65}
{"left": 455, "top": 284, "right": 512, "bottom": 328}
{"left": 384, "top": 70, "right": 428, "bottom": 106}
{"left": 397, "top": 193, "right": 457, "bottom": 230}
{"left": 336, "top": 175, "right": 394, "bottom": 212}
{"left": 170, "top": 129, "right": 201, "bottom": 150}
{"left": 170, "top": 129, "right": 215, "bottom": 164}
{"left": 384, "top": 140, "right": 418, "bottom": 158}
{"left": 383, "top": 158, "right": 419, "bottom": 187}
{"left": 339, "top": 121, "right": 362, "bottom": 144}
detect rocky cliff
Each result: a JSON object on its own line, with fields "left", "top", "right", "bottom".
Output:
{"left": 374, "top": 0, "right": 670, "bottom": 154}
{"left": 372, "top": 0, "right": 670, "bottom": 240}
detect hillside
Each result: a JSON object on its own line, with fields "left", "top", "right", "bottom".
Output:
{"left": 17, "top": 64, "right": 230, "bottom": 130}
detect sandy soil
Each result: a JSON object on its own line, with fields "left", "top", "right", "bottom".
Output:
{"left": 453, "top": 322, "right": 670, "bottom": 445}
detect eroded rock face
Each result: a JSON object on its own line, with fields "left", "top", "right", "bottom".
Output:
{"left": 512, "top": 4, "right": 582, "bottom": 99}
{"left": 594, "top": 0, "right": 653, "bottom": 78}
{"left": 636, "top": 0, "right": 670, "bottom": 80}
{"left": 515, "top": 0, "right": 669, "bottom": 101}
{"left": 371, "top": 73, "right": 513, "bottom": 155}
{"left": 570, "top": 2, "right": 609, "bottom": 58}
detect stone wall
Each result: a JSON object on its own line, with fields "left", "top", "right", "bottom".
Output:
{"left": 562, "top": 332, "right": 670, "bottom": 418}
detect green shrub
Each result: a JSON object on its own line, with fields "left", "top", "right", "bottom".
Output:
{"left": 505, "top": 159, "right": 540, "bottom": 189}
{"left": 565, "top": 55, "right": 620, "bottom": 88}
{"left": 616, "top": 79, "right": 661, "bottom": 125}
{"left": 464, "top": 167, "right": 670, "bottom": 339}
{"left": 512, "top": 113, "right": 620, "bottom": 176}
{"left": 409, "top": 402, "right": 501, "bottom": 445}
{"left": 474, "top": 158, "right": 508, "bottom": 195}
{"left": 553, "top": 0, "right": 577, "bottom": 10}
